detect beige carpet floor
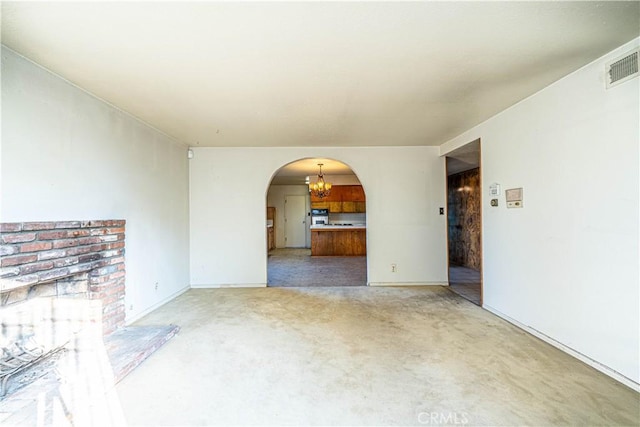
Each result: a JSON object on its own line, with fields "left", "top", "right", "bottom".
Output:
{"left": 448, "top": 266, "right": 481, "bottom": 306}
{"left": 115, "top": 287, "right": 639, "bottom": 426}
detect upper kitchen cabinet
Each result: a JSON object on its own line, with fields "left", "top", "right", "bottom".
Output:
{"left": 311, "top": 185, "right": 366, "bottom": 213}
{"left": 346, "top": 185, "right": 366, "bottom": 202}
{"left": 311, "top": 201, "right": 329, "bottom": 209}
{"left": 329, "top": 201, "right": 343, "bottom": 213}
{"left": 310, "top": 186, "right": 339, "bottom": 202}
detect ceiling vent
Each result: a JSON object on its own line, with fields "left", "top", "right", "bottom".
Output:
{"left": 606, "top": 48, "right": 639, "bottom": 89}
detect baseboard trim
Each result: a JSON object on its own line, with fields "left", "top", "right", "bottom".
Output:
{"left": 126, "top": 285, "right": 190, "bottom": 325}
{"left": 369, "top": 281, "right": 448, "bottom": 287}
{"left": 190, "top": 283, "right": 267, "bottom": 288}
{"left": 484, "top": 304, "right": 640, "bottom": 392}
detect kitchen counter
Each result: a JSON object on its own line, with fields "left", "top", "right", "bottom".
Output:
{"left": 310, "top": 224, "right": 366, "bottom": 231}
{"left": 310, "top": 225, "right": 366, "bottom": 256}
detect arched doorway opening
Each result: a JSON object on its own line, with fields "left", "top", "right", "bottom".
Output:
{"left": 265, "top": 158, "right": 367, "bottom": 287}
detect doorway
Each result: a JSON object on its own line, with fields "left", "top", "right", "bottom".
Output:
{"left": 284, "top": 195, "right": 307, "bottom": 248}
{"left": 445, "top": 139, "right": 482, "bottom": 305}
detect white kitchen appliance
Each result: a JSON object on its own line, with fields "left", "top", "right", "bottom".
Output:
{"left": 311, "top": 208, "right": 329, "bottom": 226}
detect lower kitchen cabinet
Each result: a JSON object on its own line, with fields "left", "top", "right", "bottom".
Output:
{"left": 267, "top": 206, "right": 276, "bottom": 251}
{"left": 267, "top": 226, "right": 275, "bottom": 251}
{"left": 311, "top": 229, "right": 366, "bottom": 256}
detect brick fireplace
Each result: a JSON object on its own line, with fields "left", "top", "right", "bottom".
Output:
{"left": 1, "top": 220, "right": 126, "bottom": 335}
{"left": 0, "top": 219, "right": 175, "bottom": 420}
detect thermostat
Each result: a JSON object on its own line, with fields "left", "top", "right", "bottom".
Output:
{"left": 506, "top": 187, "right": 523, "bottom": 208}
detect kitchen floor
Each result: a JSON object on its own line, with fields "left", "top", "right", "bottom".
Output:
{"left": 268, "top": 248, "right": 366, "bottom": 287}
{"left": 449, "top": 265, "right": 481, "bottom": 305}
{"left": 115, "top": 287, "right": 639, "bottom": 426}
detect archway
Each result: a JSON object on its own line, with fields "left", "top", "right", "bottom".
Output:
{"left": 265, "top": 158, "right": 368, "bottom": 287}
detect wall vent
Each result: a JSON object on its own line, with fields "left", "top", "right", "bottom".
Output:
{"left": 606, "top": 48, "right": 639, "bottom": 89}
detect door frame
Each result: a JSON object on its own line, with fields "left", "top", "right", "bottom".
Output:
{"left": 445, "top": 139, "right": 483, "bottom": 306}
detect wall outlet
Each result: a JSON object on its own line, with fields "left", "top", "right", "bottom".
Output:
{"left": 154, "top": 282, "right": 158, "bottom": 291}
{"left": 391, "top": 263, "right": 397, "bottom": 273}
{"left": 129, "top": 304, "right": 133, "bottom": 311}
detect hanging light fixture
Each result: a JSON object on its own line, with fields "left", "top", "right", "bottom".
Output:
{"left": 309, "top": 163, "right": 332, "bottom": 198}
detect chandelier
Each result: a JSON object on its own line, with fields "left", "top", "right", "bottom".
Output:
{"left": 309, "top": 163, "right": 332, "bottom": 199}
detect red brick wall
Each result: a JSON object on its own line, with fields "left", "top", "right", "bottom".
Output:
{"left": 1, "top": 220, "right": 126, "bottom": 334}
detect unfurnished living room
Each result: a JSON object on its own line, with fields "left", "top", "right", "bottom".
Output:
{"left": 1, "top": 2, "right": 639, "bottom": 426}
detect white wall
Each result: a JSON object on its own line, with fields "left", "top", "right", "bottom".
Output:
{"left": 267, "top": 185, "right": 311, "bottom": 248}
{"left": 329, "top": 212, "right": 367, "bottom": 225}
{"left": 1, "top": 47, "right": 191, "bottom": 322}
{"left": 441, "top": 39, "right": 640, "bottom": 385}
{"left": 190, "top": 147, "right": 447, "bottom": 287}
{"left": 322, "top": 175, "right": 362, "bottom": 185}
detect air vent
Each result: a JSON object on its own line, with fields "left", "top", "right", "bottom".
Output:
{"left": 606, "top": 48, "right": 639, "bottom": 89}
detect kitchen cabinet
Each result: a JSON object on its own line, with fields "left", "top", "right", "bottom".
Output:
{"left": 267, "top": 227, "right": 275, "bottom": 251}
{"left": 310, "top": 185, "right": 366, "bottom": 213}
{"left": 346, "top": 186, "right": 366, "bottom": 202}
{"left": 311, "top": 227, "right": 366, "bottom": 256}
{"left": 266, "top": 207, "right": 276, "bottom": 251}
{"left": 311, "top": 201, "right": 329, "bottom": 209}
{"left": 310, "top": 186, "right": 339, "bottom": 203}
{"left": 328, "top": 201, "right": 342, "bottom": 213}
{"left": 341, "top": 201, "right": 358, "bottom": 213}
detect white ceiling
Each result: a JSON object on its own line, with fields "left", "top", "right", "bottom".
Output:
{"left": 270, "top": 158, "right": 355, "bottom": 185}
{"left": 2, "top": 2, "right": 639, "bottom": 149}
{"left": 446, "top": 139, "right": 481, "bottom": 176}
